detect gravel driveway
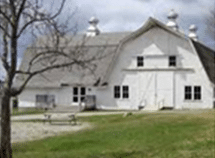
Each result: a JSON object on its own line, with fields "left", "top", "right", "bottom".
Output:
{"left": 11, "top": 122, "right": 92, "bottom": 143}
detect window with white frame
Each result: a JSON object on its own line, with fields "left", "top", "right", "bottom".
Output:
{"left": 36, "top": 95, "right": 55, "bottom": 108}
{"left": 169, "top": 56, "right": 176, "bottom": 67}
{"left": 194, "top": 86, "right": 201, "bottom": 100}
{"left": 73, "top": 87, "right": 86, "bottom": 103}
{"left": 73, "top": 87, "right": 78, "bottom": 102}
{"left": 123, "top": 86, "right": 129, "bottom": 98}
{"left": 185, "top": 86, "right": 192, "bottom": 100}
{"left": 80, "top": 87, "right": 86, "bottom": 102}
{"left": 114, "top": 85, "right": 129, "bottom": 99}
{"left": 137, "top": 56, "right": 144, "bottom": 67}
{"left": 114, "top": 86, "right": 120, "bottom": 98}
{"left": 36, "top": 95, "right": 48, "bottom": 103}
{"left": 184, "top": 86, "right": 202, "bottom": 101}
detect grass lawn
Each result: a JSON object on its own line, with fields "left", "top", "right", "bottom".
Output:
{"left": 13, "top": 110, "right": 215, "bottom": 158}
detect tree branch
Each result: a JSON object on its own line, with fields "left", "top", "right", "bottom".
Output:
{"left": 16, "top": 0, "right": 66, "bottom": 38}
{"left": 1, "top": 12, "right": 10, "bottom": 72}
{"left": 0, "top": 24, "right": 11, "bottom": 37}
{"left": 0, "top": 6, "right": 13, "bottom": 26}
{"left": 17, "top": 0, "right": 27, "bottom": 21}
{"left": 12, "top": 60, "right": 76, "bottom": 96}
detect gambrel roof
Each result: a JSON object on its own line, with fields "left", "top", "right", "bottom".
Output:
{"left": 15, "top": 32, "right": 131, "bottom": 88}
{"left": 15, "top": 17, "right": 215, "bottom": 88}
{"left": 192, "top": 40, "right": 215, "bottom": 84}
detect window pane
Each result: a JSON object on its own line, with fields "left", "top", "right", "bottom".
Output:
{"left": 73, "top": 96, "right": 78, "bottom": 102}
{"left": 81, "top": 87, "right": 86, "bottom": 95}
{"left": 194, "top": 86, "right": 201, "bottom": 92}
{"left": 123, "top": 86, "right": 128, "bottom": 91}
{"left": 73, "top": 87, "right": 78, "bottom": 95}
{"left": 194, "top": 94, "right": 201, "bottom": 100}
{"left": 185, "top": 86, "right": 192, "bottom": 100}
{"left": 169, "top": 56, "right": 176, "bottom": 66}
{"left": 185, "top": 94, "right": 191, "bottom": 100}
{"left": 123, "top": 86, "right": 129, "bottom": 98}
{"left": 36, "top": 95, "right": 48, "bottom": 103}
{"left": 114, "top": 86, "right": 120, "bottom": 98}
{"left": 137, "top": 56, "right": 144, "bottom": 67}
{"left": 194, "top": 86, "right": 201, "bottom": 100}
{"left": 81, "top": 97, "right": 85, "bottom": 102}
{"left": 185, "top": 86, "right": 191, "bottom": 92}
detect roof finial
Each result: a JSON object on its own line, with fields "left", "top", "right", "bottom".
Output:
{"left": 86, "top": 16, "right": 100, "bottom": 37}
{"left": 188, "top": 24, "right": 198, "bottom": 41}
{"left": 166, "top": 9, "right": 179, "bottom": 31}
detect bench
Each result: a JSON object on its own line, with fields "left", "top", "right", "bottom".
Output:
{"left": 43, "top": 113, "right": 77, "bottom": 125}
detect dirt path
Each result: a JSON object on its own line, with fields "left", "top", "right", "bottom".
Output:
{"left": 11, "top": 122, "right": 92, "bottom": 143}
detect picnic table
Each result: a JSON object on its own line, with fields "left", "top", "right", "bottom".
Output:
{"left": 43, "top": 113, "right": 77, "bottom": 125}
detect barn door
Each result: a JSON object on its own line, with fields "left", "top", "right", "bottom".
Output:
{"left": 72, "top": 87, "right": 86, "bottom": 105}
{"left": 156, "top": 72, "right": 174, "bottom": 109}
{"left": 140, "top": 72, "right": 174, "bottom": 110}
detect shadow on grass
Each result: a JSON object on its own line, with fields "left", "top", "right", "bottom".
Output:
{"left": 88, "top": 150, "right": 145, "bottom": 158}
{"left": 48, "top": 122, "right": 81, "bottom": 126}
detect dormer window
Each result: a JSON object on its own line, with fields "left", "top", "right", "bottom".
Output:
{"left": 169, "top": 56, "right": 176, "bottom": 67}
{"left": 137, "top": 56, "right": 144, "bottom": 67}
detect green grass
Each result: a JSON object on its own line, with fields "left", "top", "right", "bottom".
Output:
{"left": 13, "top": 110, "right": 215, "bottom": 158}
{"left": 11, "top": 108, "right": 45, "bottom": 116}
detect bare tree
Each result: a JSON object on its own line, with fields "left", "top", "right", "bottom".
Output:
{"left": 0, "top": 0, "right": 106, "bottom": 157}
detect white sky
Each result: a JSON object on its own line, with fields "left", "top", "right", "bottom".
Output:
{"left": 72, "top": 0, "right": 214, "bottom": 41}
{"left": 0, "top": 0, "right": 214, "bottom": 79}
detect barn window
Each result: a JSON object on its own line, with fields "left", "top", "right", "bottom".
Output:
{"left": 80, "top": 87, "right": 86, "bottom": 102}
{"left": 194, "top": 86, "right": 201, "bottom": 100}
{"left": 169, "top": 56, "right": 176, "bottom": 67}
{"left": 36, "top": 95, "right": 48, "bottom": 103}
{"left": 123, "top": 86, "right": 129, "bottom": 98}
{"left": 36, "top": 95, "right": 55, "bottom": 108}
{"left": 73, "top": 87, "right": 86, "bottom": 103}
{"left": 137, "top": 56, "right": 144, "bottom": 67}
{"left": 73, "top": 87, "right": 78, "bottom": 102}
{"left": 185, "top": 86, "right": 192, "bottom": 100}
{"left": 114, "top": 86, "right": 120, "bottom": 98}
{"left": 114, "top": 85, "right": 129, "bottom": 99}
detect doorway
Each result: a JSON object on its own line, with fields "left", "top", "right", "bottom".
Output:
{"left": 73, "top": 87, "right": 86, "bottom": 104}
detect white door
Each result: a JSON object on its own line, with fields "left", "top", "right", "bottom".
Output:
{"left": 72, "top": 87, "right": 86, "bottom": 105}
{"left": 157, "top": 72, "right": 174, "bottom": 108}
{"left": 139, "top": 72, "right": 174, "bottom": 110}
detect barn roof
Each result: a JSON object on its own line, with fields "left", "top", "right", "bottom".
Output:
{"left": 15, "top": 32, "right": 130, "bottom": 88}
{"left": 192, "top": 40, "right": 215, "bottom": 84}
{"left": 15, "top": 17, "right": 215, "bottom": 88}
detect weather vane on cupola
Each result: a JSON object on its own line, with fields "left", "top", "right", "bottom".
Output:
{"left": 188, "top": 24, "right": 198, "bottom": 41}
{"left": 166, "top": 9, "right": 179, "bottom": 31}
{"left": 86, "top": 16, "right": 100, "bottom": 37}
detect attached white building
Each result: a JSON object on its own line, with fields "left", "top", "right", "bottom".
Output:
{"left": 15, "top": 10, "right": 215, "bottom": 110}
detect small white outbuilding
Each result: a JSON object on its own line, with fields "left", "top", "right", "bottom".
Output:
{"left": 15, "top": 10, "right": 215, "bottom": 111}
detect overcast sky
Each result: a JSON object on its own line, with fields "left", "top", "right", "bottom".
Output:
{"left": 72, "top": 0, "right": 214, "bottom": 44}
{"left": 0, "top": 0, "right": 214, "bottom": 79}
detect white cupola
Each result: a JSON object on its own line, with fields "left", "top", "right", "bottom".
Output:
{"left": 86, "top": 16, "right": 100, "bottom": 37}
{"left": 188, "top": 24, "right": 198, "bottom": 41}
{"left": 166, "top": 9, "right": 179, "bottom": 31}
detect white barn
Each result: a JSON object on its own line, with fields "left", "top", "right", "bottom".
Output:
{"left": 15, "top": 10, "right": 215, "bottom": 111}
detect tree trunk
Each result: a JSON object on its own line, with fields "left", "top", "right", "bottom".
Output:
{"left": 1, "top": 90, "right": 12, "bottom": 158}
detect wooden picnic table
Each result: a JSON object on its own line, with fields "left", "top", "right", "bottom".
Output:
{"left": 43, "top": 113, "right": 77, "bottom": 125}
